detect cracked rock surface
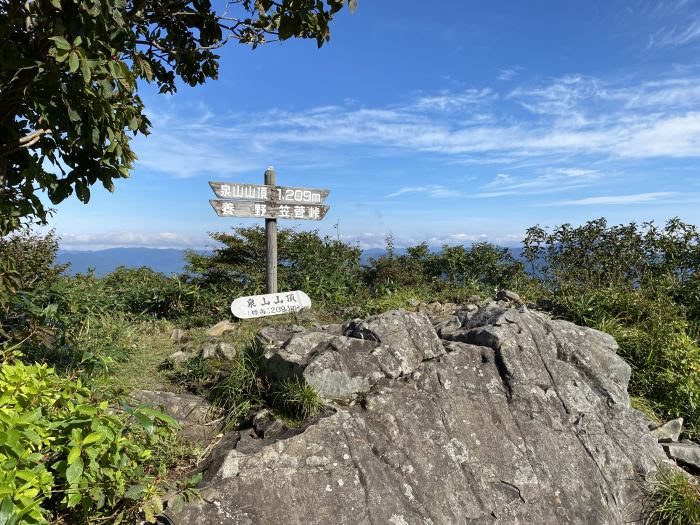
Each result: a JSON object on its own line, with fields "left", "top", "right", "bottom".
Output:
{"left": 167, "top": 302, "right": 671, "bottom": 524}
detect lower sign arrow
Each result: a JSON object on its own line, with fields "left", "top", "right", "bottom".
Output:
{"left": 231, "top": 290, "right": 312, "bottom": 319}
{"left": 210, "top": 200, "right": 329, "bottom": 221}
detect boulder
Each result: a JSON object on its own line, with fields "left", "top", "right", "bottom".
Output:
{"left": 430, "top": 314, "right": 461, "bottom": 338}
{"left": 344, "top": 310, "right": 445, "bottom": 372}
{"left": 496, "top": 289, "right": 522, "bottom": 303}
{"left": 201, "top": 342, "right": 237, "bottom": 361}
{"left": 170, "top": 328, "right": 188, "bottom": 343}
{"left": 129, "top": 390, "right": 218, "bottom": 446}
{"left": 167, "top": 302, "right": 672, "bottom": 524}
{"left": 207, "top": 320, "right": 237, "bottom": 338}
{"left": 662, "top": 440, "right": 700, "bottom": 469}
{"left": 651, "top": 418, "right": 684, "bottom": 442}
{"left": 261, "top": 331, "right": 385, "bottom": 402}
{"left": 418, "top": 301, "right": 445, "bottom": 318}
{"left": 166, "top": 350, "right": 193, "bottom": 368}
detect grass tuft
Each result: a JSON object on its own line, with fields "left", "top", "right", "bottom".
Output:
{"left": 643, "top": 467, "right": 700, "bottom": 525}
{"left": 275, "top": 378, "right": 324, "bottom": 421}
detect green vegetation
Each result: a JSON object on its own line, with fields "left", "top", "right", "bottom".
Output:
{"left": 644, "top": 467, "right": 700, "bottom": 525}
{"left": 2, "top": 218, "right": 700, "bottom": 522}
{"left": 275, "top": 378, "right": 324, "bottom": 421}
{"left": 0, "top": 361, "right": 186, "bottom": 524}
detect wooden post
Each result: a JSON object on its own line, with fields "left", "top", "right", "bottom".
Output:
{"left": 264, "top": 166, "right": 277, "bottom": 294}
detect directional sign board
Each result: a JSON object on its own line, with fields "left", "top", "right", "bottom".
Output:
{"left": 209, "top": 167, "right": 331, "bottom": 294}
{"left": 209, "top": 182, "right": 330, "bottom": 205}
{"left": 210, "top": 200, "right": 329, "bottom": 220}
{"left": 231, "top": 290, "right": 312, "bottom": 319}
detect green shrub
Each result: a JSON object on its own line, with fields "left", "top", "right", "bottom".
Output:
{"left": 0, "top": 361, "right": 179, "bottom": 524}
{"left": 643, "top": 467, "right": 700, "bottom": 525}
{"left": 186, "top": 226, "right": 363, "bottom": 311}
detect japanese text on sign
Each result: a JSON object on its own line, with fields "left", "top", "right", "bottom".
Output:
{"left": 230, "top": 290, "right": 312, "bottom": 319}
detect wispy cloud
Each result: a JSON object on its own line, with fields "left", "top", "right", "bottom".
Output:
{"left": 59, "top": 231, "right": 212, "bottom": 250}
{"left": 474, "top": 169, "right": 601, "bottom": 197}
{"left": 136, "top": 72, "right": 700, "bottom": 181}
{"left": 386, "top": 185, "right": 464, "bottom": 198}
{"left": 497, "top": 68, "right": 521, "bottom": 81}
{"left": 648, "top": 19, "right": 700, "bottom": 48}
{"left": 542, "top": 192, "right": 678, "bottom": 206}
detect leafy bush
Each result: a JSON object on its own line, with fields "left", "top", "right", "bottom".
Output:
{"left": 363, "top": 237, "right": 525, "bottom": 295}
{"left": 186, "top": 226, "right": 362, "bottom": 310}
{"left": 0, "top": 361, "right": 179, "bottom": 524}
{"left": 101, "top": 267, "right": 203, "bottom": 319}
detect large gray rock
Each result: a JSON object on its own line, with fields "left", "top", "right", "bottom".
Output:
{"left": 260, "top": 311, "right": 447, "bottom": 402}
{"left": 261, "top": 331, "right": 385, "bottom": 402}
{"left": 662, "top": 440, "right": 700, "bottom": 469}
{"left": 167, "top": 303, "right": 672, "bottom": 524}
{"left": 651, "top": 417, "right": 683, "bottom": 442}
{"left": 129, "top": 390, "right": 218, "bottom": 446}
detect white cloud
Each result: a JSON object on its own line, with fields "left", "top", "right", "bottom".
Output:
{"left": 386, "top": 185, "right": 464, "bottom": 198}
{"left": 542, "top": 192, "right": 678, "bottom": 206}
{"left": 648, "top": 19, "right": 700, "bottom": 48}
{"left": 134, "top": 73, "right": 700, "bottom": 182}
{"left": 475, "top": 169, "right": 601, "bottom": 197}
{"left": 339, "top": 231, "right": 521, "bottom": 249}
{"left": 59, "top": 231, "right": 212, "bottom": 250}
{"left": 497, "top": 68, "right": 520, "bottom": 81}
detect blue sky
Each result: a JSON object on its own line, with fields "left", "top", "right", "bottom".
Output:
{"left": 51, "top": 0, "right": 700, "bottom": 249}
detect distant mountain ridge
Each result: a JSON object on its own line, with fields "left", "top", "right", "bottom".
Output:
{"left": 57, "top": 248, "right": 199, "bottom": 276}
{"left": 58, "top": 246, "right": 525, "bottom": 276}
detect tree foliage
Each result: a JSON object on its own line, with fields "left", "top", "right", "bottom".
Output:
{"left": 0, "top": 0, "right": 354, "bottom": 235}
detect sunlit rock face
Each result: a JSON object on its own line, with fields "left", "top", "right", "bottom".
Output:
{"left": 167, "top": 301, "right": 671, "bottom": 525}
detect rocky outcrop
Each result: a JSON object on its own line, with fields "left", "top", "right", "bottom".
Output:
{"left": 129, "top": 389, "right": 218, "bottom": 446}
{"left": 166, "top": 300, "right": 674, "bottom": 524}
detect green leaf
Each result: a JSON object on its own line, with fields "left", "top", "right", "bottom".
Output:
{"left": 143, "top": 502, "right": 156, "bottom": 523}
{"left": 55, "top": 49, "right": 70, "bottom": 63}
{"left": 0, "top": 497, "right": 16, "bottom": 525}
{"left": 49, "top": 0, "right": 61, "bottom": 8}
{"left": 133, "top": 412, "right": 155, "bottom": 435}
{"left": 49, "top": 36, "right": 71, "bottom": 50}
{"left": 124, "top": 484, "right": 145, "bottom": 500}
{"left": 80, "top": 57, "right": 91, "bottom": 83}
{"left": 68, "top": 51, "right": 79, "bottom": 73}
{"left": 66, "top": 457, "right": 84, "bottom": 485}
{"left": 136, "top": 406, "right": 178, "bottom": 428}
{"left": 82, "top": 431, "right": 103, "bottom": 445}
{"left": 73, "top": 36, "right": 82, "bottom": 47}
{"left": 66, "top": 491, "right": 82, "bottom": 508}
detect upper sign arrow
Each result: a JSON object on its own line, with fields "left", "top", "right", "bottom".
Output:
{"left": 209, "top": 182, "right": 330, "bottom": 205}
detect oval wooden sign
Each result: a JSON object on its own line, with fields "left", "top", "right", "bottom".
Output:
{"left": 231, "top": 290, "right": 312, "bottom": 319}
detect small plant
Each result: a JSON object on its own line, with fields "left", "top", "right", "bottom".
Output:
{"left": 643, "top": 467, "right": 700, "bottom": 525}
{"left": 209, "top": 351, "right": 264, "bottom": 429}
{"left": 275, "top": 378, "right": 324, "bottom": 421}
{"left": 0, "top": 360, "right": 181, "bottom": 524}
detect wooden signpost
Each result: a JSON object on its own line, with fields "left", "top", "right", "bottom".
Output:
{"left": 209, "top": 167, "right": 330, "bottom": 307}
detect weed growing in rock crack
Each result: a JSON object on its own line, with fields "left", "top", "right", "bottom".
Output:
{"left": 209, "top": 351, "right": 265, "bottom": 429}
{"left": 275, "top": 379, "right": 324, "bottom": 421}
{"left": 643, "top": 467, "right": 700, "bottom": 525}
